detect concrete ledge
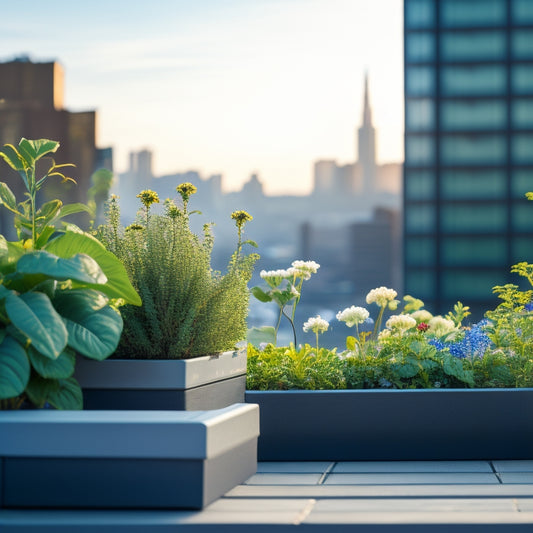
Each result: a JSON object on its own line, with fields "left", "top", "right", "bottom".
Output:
{"left": 0, "top": 404, "right": 258, "bottom": 509}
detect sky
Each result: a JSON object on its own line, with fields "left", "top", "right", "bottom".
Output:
{"left": 0, "top": 0, "right": 404, "bottom": 195}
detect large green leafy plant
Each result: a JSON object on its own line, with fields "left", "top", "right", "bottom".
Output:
{"left": 0, "top": 138, "right": 140, "bottom": 409}
{"left": 98, "top": 184, "right": 258, "bottom": 359}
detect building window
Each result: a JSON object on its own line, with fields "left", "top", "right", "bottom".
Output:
{"left": 441, "top": 100, "right": 506, "bottom": 130}
{"left": 440, "top": 169, "right": 506, "bottom": 200}
{"left": 512, "top": 134, "right": 533, "bottom": 163}
{"left": 512, "top": 65, "right": 533, "bottom": 94}
{"left": 405, "top": 66, "right": 435, "bottom": 96}
{"left": 441, "top": 237, "right": 507, "bottom": 266}
{"left": 512, "top": 0, "right": 533, "bottom": 24}
{"left": 441, "top": 135, "right": 506, "bottom": 165}
{"left": 440, "top": 0, "right": 506, "bottom": 27}
{"left": 512, "top": 99, "right": 533, "bottom": 128}
{"left": 512, "top": 203, "right": 533, "bottom": 230}
{"left": 405, "top": 270, "right": 436, "bottom": 298}
{"left": 405, "top": 204, "right": 436, "bottom": 233}
{"left": 441, "top": 204, "right": 507, "bottom": 232}
{"left": 405, "top": 237, "right": 436, "bottom": 266}
{"left": 405, "top": 170, "right": 436, "bottom": 200}
{"left": 513, "top": 237, "right": 533, "bottom": 263}
{"left": 406, "top": 99, "right": 435, "bottom": 131}
{"left": 406, "top": 135, "right": 435, "bottom": 165}
{"left": 442, "top": 65, "right": 506, "bottom": 96}
{"left": 405, "top": 0, "right": 435, "bottom": 29}
{"left": 442, "top": 270, "right": 504, "bottom": 300}
{"left": 441, "top": 31, "right": 506, "bottom": 62}
{"left": 406, "top": 33, "right": 436, "bottom": 63}
{"left": 512, "top": 169, "right": 533, "bottom": 197}
{"left": 512, "top": 30, "right": 533, "bottom": 59}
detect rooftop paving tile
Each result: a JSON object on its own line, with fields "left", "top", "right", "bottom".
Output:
{"left": 500, "top": 472, "right": 533, "bottom": 484}
{"left": 256, "top": 461, "right": 333, "bottom": 473}
{"left": 493, "top": 460, "right": 533, "bottom": 472}
{"left": 333, "top": 461, "right": 493, "bottom": 473}
{"left": 324, "top": 472, "right": 500, "bottom": 485}
{"left": 244, "top": 473, "right": 323, "bottom": 485}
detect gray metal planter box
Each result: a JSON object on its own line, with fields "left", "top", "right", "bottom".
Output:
{"left": 75, "top": 350, "right": 246, "bottom": 410}
{"left": 245, "top": 388, "right": 533, "bottom": 461}
{"left": 0, "top": 403, "right": 258, "bottom": 510}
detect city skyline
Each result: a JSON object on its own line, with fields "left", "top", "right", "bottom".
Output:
{"left": 0, "top": 0, "right": 404, "bottom": 195}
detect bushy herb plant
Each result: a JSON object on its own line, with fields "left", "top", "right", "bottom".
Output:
{"left": 0, "top": 138, "right": 140, "bottom": 409}
{"left": 98, "top": 184, "right": 259, "bottom": 359}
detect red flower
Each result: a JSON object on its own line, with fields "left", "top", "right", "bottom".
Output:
{"left": 417, "top": 322, "right": 429, "bottom": 332}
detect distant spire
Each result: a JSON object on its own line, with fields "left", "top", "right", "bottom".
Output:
{"left": 362, "top": 71, "right": 372, "bottom": 126}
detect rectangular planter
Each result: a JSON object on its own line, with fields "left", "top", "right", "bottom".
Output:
{"left": 75, "top": 349, "right": 246, "bottom": 410}
{"left": 246, "top": 388, "right": 533, "bottom": 461}
{"left": 0, "top": 403, "right": 258, "bottom": 510}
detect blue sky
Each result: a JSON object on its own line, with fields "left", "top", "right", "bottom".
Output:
{"left": 1, "top": 0, "right": 403, "bottom": 194}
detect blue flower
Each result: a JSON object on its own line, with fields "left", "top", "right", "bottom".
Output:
{"left": 431, "top": 322, "right": 492, "bottom": 359}
{"left": 525, "top": 302, "right": 533, "bottom": 312}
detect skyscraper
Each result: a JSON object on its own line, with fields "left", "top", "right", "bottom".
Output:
{"left": 358, "top": 73, "right": 377, "bottom": 194}
{"left": 404, "top": 0, "right": 533, "bottom": 318}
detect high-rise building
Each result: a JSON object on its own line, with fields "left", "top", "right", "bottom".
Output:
{"left": 0, "top": 56, "right": 109, "bottom": 233}
{"left": 358, "top": 73, "right": 377, "bottom": 194}
{"left": 404, "top": 0, "right": 533, "bottom": 318}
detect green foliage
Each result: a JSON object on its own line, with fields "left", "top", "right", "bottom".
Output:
{"left": 0, "top": 138, "right": 139, "bottom": 410}
{"left": 98, "top": 188, "right": 259, "bottom": 359}
{"left": 247, "top": 343, "right": 346, "bottom": 390}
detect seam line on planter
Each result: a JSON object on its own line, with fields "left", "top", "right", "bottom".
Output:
{"left": 318, "top": 462, "right": 336, "bottom": 485}
{"left": 293, "top": 498, "right": 316, "bottom": 524}
{"left": 490, "top": 461, "right": 504, "bottom": 484}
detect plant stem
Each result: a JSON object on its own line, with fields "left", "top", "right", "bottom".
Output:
{"left": 282, "top": 307, "right": 297, "bottom": 346}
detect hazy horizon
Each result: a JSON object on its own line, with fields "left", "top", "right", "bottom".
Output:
{"left": 0, "top": 0, "right": 404, "bottom": 195}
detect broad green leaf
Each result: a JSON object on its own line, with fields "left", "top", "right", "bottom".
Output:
{"left": 392, "top": 359, "right": 419, "bottom": 379}
{"left": 251, "top": 286, "right": 273, "bottom": 303}
{"left": 25, "top": 374, "right": 58, "bottom": 408}
{"left": 0, "top": 182, "right": 18, "bottom": 212}
{"left": 35, "top": 199, "right": 61, "bottom": 224}
{"left": 247, "top": 326, "right": 277, "bottom": 347}
{"left": 19, "top": 138, "right": 59, "bottom": 161}
{"left": 57, "top": 202, "right": 93, "bottom": 218}
{"left": 53, "top": 289, "right": 108, "bottom": 323}
{"left": 0, "top": 239, "right": 25, "bottom": 274}
{"left": 17, "top": 250, "right": 107, "bottom": 285}
{"left": 29, "top": 345, "right": 75, "bottom": 379}
{"left": 443, "top": 356, "right": 474, "bottom": 386}
{"left": 0, "top": 144, "right": 27, "bottom": 172}
{"left": 0, "top": 335, "right": 30, "bottom": 400}
{"left": 4, "top": 290, "right": 68, "bottom": 359}
{"left": 34, "top": 226, "right": 56, "bottom": 249}
{"left": 63, "top": 305, "right": 123, "bottom": 360}
{"left": 48, "top": 377, "right": 83, "bottom": 410}
{"left": 45, "top": 231, "right": 141, "bottom": 305}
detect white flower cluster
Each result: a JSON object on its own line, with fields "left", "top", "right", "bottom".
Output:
{"left": 259, "top": 269, "right": 290, "bottom": 288}
{"left": 289, "top": 260, "right": 320, "bottom": 280}
{"left": 366, "top": 286, "right": 398, "bottom": 308}
{"left": 428, "top": 316, "right": 456, "bottom": 336}
{"left": 336, "top": 306, "right": 369, "bottom": 327}
{"left": 385, "top": 314, "right": 417, "bottom": 333}
{"left": 303, "top": 315, "right": 329, "bottom": 334}
{"left": 411, "top": 309, "right": 433, "bottom": 324}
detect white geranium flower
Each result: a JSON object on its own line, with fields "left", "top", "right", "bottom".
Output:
{"left": 386, "top": 314, "right": 417, "bottom": 333}
{"left": 303, "top": 315, "right": 329, "bottom": 334}
{"left": 366, "top": 286, "right": 398, "bottom": 308}
{"left": 336, "top": 306, "right": 369, "bottom": 327}
{"left": 428, "top": 316, "right": 456, "bottom": 336}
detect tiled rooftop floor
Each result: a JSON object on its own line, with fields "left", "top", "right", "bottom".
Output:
{"left": 2, "top": 460, "right": 533, "bottom": 532}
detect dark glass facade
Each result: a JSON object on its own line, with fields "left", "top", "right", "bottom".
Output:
{"left": 404, "top": 0, "right": 533, "bottom": 318}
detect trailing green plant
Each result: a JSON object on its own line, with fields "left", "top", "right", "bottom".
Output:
{"left": 97, "top": 183, "right": 259, "bottom": 359}
{"left": 0, "top": 138, "right": 140, "bottom": 409}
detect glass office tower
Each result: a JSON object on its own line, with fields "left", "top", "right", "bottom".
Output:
{"left": 404, "top": 0, "right": 533, "bottom": 318}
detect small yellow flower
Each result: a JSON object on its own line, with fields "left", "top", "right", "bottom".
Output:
{"left": 231, "top": 210, "right": 253, "bottom": 228}
{"left": 125, "top": 223, "right": 145, "bottom": 231}
{"left": 176, "top": 182, "right": 197, "bottom": 202}
{"left": 136, "top": 190, "right": 159, "bottom": 208}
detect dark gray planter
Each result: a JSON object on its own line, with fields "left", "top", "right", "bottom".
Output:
{"left": 245, "top": 388, "right": 533, "bottom": 461}
{"left": 0, "top": 403, "right": 258, "bottom": 510}
{"left": 75, "top": 349, "right": 246, "bottom": 410}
